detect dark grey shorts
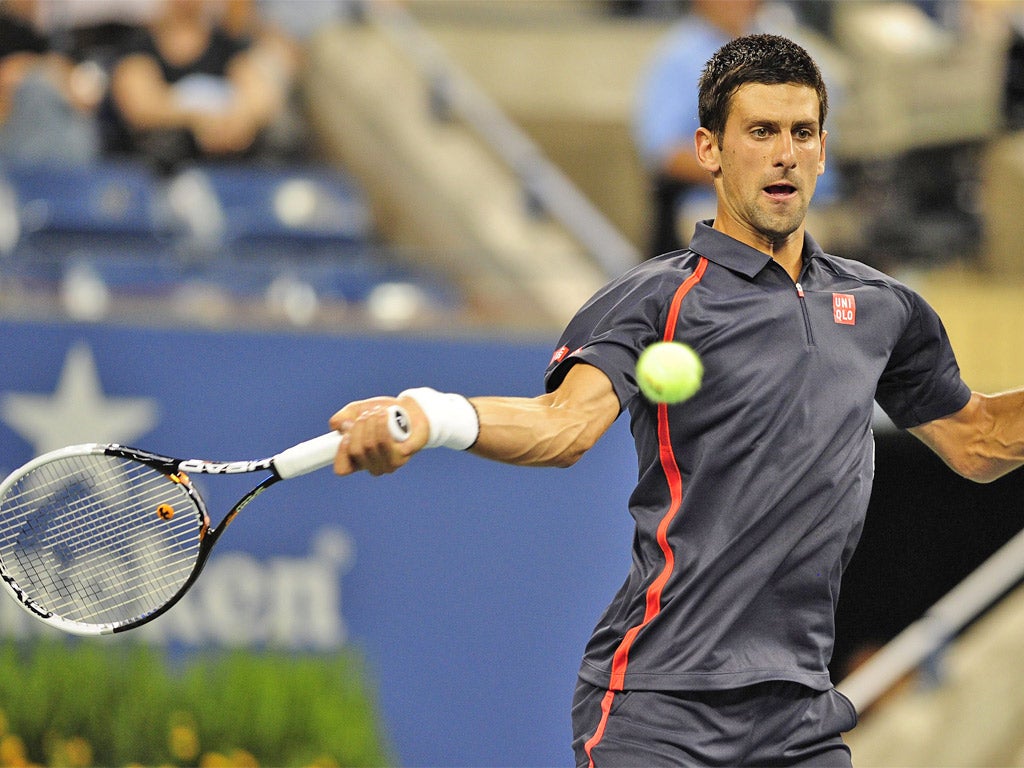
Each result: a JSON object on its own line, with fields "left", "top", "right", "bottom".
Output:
{"left": 572, "top": 679, "right": 858, "bottom": 767}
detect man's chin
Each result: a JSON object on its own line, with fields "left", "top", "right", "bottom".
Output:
{"left": 754, "top": 212, "right": 805, "bottom": 244}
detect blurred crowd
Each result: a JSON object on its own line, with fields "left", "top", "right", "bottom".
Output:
{"left": 4, "top": 0, "right": 1024, "bottom": 281}
{"left": 0, "top": 0, "right": 350, "bottom": 173}
{"left": 627, "top": 0, "right": 1024, "bottom": 262}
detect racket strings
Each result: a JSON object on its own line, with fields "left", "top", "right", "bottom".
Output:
{"left": 0, "top": 453, "right": 202, "bottom": 627}
{"left": 1, "top": 458, "right": 196, "bottom": 621}
{"left": 38, "top": 504, "right": 194, "bottom": 609}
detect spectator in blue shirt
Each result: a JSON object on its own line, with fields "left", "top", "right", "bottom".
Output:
{"left": 634, "top": 0, "right": 759, "bottom": 258}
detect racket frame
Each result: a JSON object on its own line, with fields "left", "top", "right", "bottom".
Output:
{"left": 0, "top": 406, "right": 409, "bottom": 636}
{"left": 0, "top": 442, "right": 248, "bottom": 635}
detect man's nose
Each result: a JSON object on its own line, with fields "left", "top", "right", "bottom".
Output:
{"left": 774, "top": 134, "right": 796, "bottom": 167}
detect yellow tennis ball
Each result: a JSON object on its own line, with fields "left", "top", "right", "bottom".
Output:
{"left": 636, "top": 341, "right": 703, "bottom": 404}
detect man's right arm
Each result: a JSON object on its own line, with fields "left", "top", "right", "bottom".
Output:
{"left": 329, "top": 363, "right": 621, "bottom": 476}
{"left": 468, "top": 362, "right": 621, "bottom": 468}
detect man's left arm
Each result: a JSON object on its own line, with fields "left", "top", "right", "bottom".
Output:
{"left": 910, "top": 389, "right": 1024, "bottom": 483}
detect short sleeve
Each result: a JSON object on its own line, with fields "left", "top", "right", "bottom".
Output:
{"left": 874, "top": 290, "right": 971, "bottom": 428}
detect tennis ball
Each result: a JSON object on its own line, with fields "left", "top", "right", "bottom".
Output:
{"left": 636, "top": 341, "right": 703, "bottom": 404}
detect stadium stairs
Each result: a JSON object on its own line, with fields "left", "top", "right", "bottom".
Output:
{"left": 302, "top": 1, "right": 645, "bottom": 331}
{"left": 844, "top": 582, "right": 1024, "bottom": 766}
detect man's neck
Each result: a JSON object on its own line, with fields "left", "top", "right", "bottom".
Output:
{"left": 765, "top": 239, "right": 804, "bottom": 283}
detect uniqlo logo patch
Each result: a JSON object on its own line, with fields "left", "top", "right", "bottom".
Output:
{"left": 549, "top": 345, "right": 584, "bottom": 366}
{"left": 832, "top": 293, "right": 856, "bottom": 325}
{"left": 549, "top": 345, "right": 570, "bottom": 366}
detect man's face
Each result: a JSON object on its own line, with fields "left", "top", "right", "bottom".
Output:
{"left": 700, "top": 82, "right": 826, "bottom": 246}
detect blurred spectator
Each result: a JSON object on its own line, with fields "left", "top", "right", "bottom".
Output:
{"left": 37, "top": 0, "right": 162, "bottom": 71}
{"left": 0, "top": 0, "right": 103, "bottom": 164}
{"left": 105, "top": 0, "right": 288, "bottom": 172}
{"left": 633, "top": 0, "right": 842, "bottom": 258}
{"left": 633, "top": 0, "right": 763, "bottom": 258}
{"left": 219, "top": 0, "right": 353, "bottom": 161}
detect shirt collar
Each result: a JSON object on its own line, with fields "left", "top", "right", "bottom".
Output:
{"left": 687, "top": 220, "right": 825, "bottom": 279}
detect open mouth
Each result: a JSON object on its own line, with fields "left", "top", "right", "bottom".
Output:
{"left": 764, "top": 182, "right": 797, "bottom": 198}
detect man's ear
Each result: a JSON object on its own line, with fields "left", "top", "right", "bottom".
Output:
{"left": 694, "top": 127, "right": 721, "bottom": 173}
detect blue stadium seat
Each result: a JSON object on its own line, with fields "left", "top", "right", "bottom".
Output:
{"left": 180, "top": 164, "right": 374, "bottom": 259}
{"left": 3, "top": 160, "right": 172, "bottom": 259}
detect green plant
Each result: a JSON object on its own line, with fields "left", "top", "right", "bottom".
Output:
{"left": 0, "top": 640, "right": 393, "bottom": 767}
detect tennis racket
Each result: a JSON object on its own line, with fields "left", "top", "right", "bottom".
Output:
{"left": 0, "top": 405, "right": 410, "bottom": 636}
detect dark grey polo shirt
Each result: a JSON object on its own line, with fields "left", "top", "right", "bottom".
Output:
{"left": 545, "top": 222, "right": 971, "bottom": 693}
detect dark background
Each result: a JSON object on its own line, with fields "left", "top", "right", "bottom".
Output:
{"left": 831, "top": 429, "right": 1024, "bottom": 680}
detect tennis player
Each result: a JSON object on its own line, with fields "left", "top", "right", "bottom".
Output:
{"left": 329, "top": 34, "right": 1024, "bottom": 767}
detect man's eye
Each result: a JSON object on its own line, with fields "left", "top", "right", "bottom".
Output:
{"left": 752, "top": 128, "right": 769, "bottom": 138}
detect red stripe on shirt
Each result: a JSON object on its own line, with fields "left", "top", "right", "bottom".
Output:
{"left": 584, "top": 257, "right": 708, "bottom": 766}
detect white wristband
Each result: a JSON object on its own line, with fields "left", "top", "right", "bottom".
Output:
{"left": 398, "top": 387, "right": 480, "bottom": 450}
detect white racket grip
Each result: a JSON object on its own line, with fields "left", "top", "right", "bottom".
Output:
{"left": 272, "top": 406, "right": 410, "bottom": 479}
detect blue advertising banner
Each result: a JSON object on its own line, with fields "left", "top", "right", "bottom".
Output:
{"left": 0, "top": 320, "right": 637, "bottom": 767}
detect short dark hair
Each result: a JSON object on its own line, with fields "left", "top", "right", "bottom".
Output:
{"left": 698, "top": 34, "right": 828, "bottom": 139}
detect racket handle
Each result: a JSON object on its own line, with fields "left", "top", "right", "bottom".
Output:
{"left": 273, "top": 405, "right": 410, "bottom": 479}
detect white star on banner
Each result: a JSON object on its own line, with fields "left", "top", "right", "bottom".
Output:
{"left": 1, "top": 342, "right": 159, "bottom": 454}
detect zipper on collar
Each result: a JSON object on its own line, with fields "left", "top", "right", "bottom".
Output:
{"left": 794, "top": 282, "right": 815, "bottom": 347}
